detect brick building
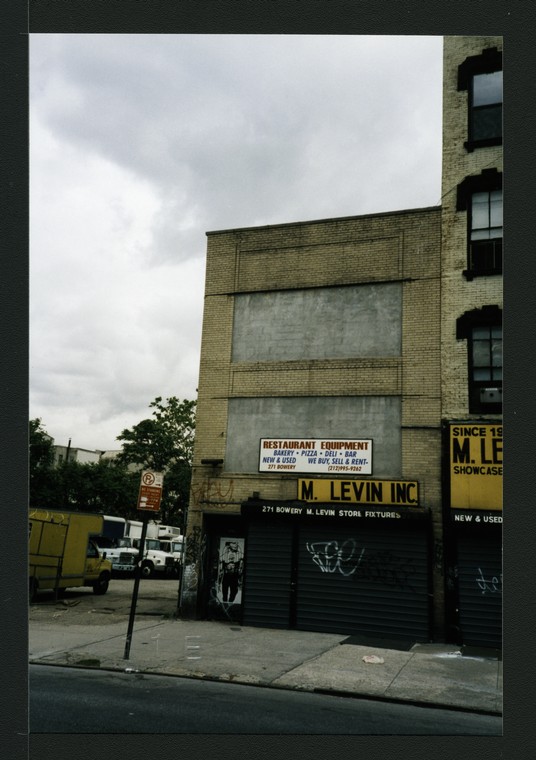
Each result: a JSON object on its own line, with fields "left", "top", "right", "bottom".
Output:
{"left": 440, "top": 36, "right": 503, "bottom": 648}
{"left": 179, "top": 36, "right": 502, "bottom": 647}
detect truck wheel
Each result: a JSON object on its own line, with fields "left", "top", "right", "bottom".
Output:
{"left": 141, "top": 561, "right": 154, "bottom": 578}
{"left": 93, "top": 572, "right": 110, "bottom": 595}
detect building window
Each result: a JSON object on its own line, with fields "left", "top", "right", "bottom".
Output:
{"left": 457, "top": 170, "right": 502, "bottom": 278}
{"left": 458, "top": 47, "right": 502, "bottom": 150}
{"left": 470, "top": 70, "right": 503, "bottom": 144}
{"left": 469, "top": 189, "right": 503, "bottom": 274}
{"left": 457, "top": 307, "right": 502, "bottom": 414}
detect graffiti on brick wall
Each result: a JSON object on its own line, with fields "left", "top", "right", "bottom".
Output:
{"left": 191, "top": 478, "right": 235, "bottom": 508}
{"left": 183, "top": 526, "right": 207, "bottom": 593}
{"left": 185, "top": 525, "right": 202, "bottom": 565}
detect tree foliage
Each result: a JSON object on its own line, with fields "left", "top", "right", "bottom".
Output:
{"left": 29, "top": 398, "right": 196, "bottom": 526}
{"left": 30, "top": 418, "right": 54, "bottom": 470}
{"left": 58, "top": 459, "right": 140, "bottom": 516}
{"left": 117, "top": 397, "right": 196, "bottom": 470}
{"left": 29, "top": 419, "right": 57, "bottom": 507}
{"left": 117, "top": 397, "right": 196, "bottom": 524}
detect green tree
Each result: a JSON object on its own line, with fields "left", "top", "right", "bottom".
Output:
{"left": 117, "top": 397, "right": 196, "bottom": 524}
{"left": 29, "top": 418, "right": 141, "bottom": 515}
{"left": 30, "top": 418, "right": 53, "bottom": 470}
{"left": 29, "top": 419, "right": 58, "bottom": 507}
{"left": 58, "top": 458, "right": 140, "bottom": 516}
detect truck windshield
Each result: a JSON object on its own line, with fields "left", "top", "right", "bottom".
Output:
{"left": 94, "top": 536, "right": 115, "bottom": 548}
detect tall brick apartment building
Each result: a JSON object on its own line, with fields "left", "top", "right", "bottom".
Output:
{"left": 179, "top": 36, "right": 502, "bottom": 648}
{"left": 440, "top": 36, "right": 503, "bottom": 648}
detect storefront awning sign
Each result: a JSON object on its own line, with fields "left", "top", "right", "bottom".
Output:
{"left": 298, "top": 478, "right": 419, "bottom": 506}
{"left": 242, "top": 500, "right": 429, "bottom": 521}
{"left": 449, "top": 423, "right": 502, "bottom": 511}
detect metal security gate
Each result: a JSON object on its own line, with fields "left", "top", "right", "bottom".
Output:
{"left": 242, "top": 522, "right": 294, "bottom": 628}
{"left": 243, "top": 519, "right": 431, "bottom": 640}
{"left": 297, "top": 524, "right": 430, "bottom": 641}
{"left": 456, "top": 532, "right": 502, "bottom": 648}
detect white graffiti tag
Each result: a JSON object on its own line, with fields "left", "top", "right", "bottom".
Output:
{"left": 475, "top": 567, "right": 502, "bottom": 595}
{"left": 305, "top": 540, "right": 365, "bottom": 577}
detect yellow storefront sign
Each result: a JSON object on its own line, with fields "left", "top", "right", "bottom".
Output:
{"left": 298, "top": 478, "right": 419, "bottom": 506}
{"left": 450, "top": 423, "right": 502, "bottom": 510}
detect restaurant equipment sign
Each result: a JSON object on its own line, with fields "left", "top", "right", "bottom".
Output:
{"left": 259, "top": 438, "right": 372, "bottom": 475}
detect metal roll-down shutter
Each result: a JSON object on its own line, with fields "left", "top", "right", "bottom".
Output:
{"left": 296, "top": 523, "right": 430, "bottom": 641}
{"left": 242, "top": 522, "right": 294, "bottom": 629}
{"left": 456, "top": 532, "right": 502, "bottom": 648}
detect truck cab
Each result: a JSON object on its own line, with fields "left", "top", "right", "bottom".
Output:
{"left": 93, "top": 535, "right": 176, "bottom": 577}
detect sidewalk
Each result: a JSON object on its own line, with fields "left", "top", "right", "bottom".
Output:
{"left": 29, "top": 613, "right": 502, "bottom": 715}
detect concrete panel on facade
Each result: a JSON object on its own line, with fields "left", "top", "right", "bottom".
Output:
{"left": 232, "top": 283, "right": 401, "bottom": 363}
{"left": 225, "top": 396, "right": 401, "bottom": 476}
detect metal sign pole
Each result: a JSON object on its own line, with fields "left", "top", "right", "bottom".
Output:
{"left": 123, "top": 512, "right": 149, "bottom": 660}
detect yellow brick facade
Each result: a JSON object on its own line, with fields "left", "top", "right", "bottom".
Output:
{"left": 441, "top": 36, "right": 503, "bottom": 418}
{"left": 183, "top": 208, "right": 445, "bottom": 634}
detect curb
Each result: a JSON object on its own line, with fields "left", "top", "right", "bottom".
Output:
{"left": 29, "top": 658, "right": 503, "bottom": 718}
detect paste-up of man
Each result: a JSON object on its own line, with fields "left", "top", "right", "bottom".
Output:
{"left": 220, "top": 541, "right": 243, "bottom": 603}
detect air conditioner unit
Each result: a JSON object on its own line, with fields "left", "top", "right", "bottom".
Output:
{"left": 480, "top": 387, "right": 502, "bottom": 404}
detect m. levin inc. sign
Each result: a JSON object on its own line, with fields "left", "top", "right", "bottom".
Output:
{"left": 298, "top": 478, "right": 419, "bottom": 506}
{"left": 259, "top": 438, "right": 372, "bottom": 475}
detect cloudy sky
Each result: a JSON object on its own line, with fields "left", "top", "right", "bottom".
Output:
{"left": 30, "top": 34, "right": 443, "bottom": 452}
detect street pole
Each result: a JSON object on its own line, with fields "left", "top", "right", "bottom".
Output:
{"left": 123, "top": 512, "right": 149, "bottom": 660}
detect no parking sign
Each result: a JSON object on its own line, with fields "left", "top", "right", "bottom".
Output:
{"left": 137, "top": 470, "right": 164, "bottom": 512}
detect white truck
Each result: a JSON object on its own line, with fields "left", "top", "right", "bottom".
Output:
{"left": 156, "top": 524, "right": 184, "bottom": 571}
{"left": 93, "top": 517, "right": 176, "bottom": 577}
{"left": 158, "top": 536, "right": 184, "bottom": 566}
{"left": 156, "top": 524, "right": 183, "bottom": 540}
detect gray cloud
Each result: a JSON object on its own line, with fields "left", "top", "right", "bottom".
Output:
{"left": 30, "top": 34, "right": 442, "bottom": 450}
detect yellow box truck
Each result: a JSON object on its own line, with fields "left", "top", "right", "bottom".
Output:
{"left": 29, "top": 509, "right": 112, "bottom": 601}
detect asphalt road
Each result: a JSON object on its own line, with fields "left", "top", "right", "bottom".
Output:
{"left": 30, "top": 664, "right": 502, "bottom": 735}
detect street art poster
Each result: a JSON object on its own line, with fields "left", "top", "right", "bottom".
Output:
{"left": 215, "top": 537, "right": 244, "bottom": 606}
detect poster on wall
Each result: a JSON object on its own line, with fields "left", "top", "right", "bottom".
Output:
{"left": 215, "top": 537, "right": 245, "bottom": 606}
{"left": 259, "top": 438, "right": 372, "bottom": 474}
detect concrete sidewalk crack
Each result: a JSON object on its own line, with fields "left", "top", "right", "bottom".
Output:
{"left": 267, "top": 641, "right": 342, "bottom": 685}
{"left": 30, "top": 620, "right": 167, "bottom": 658}
{"left": 384, "top": 652, "right": 415, "bottom": 695}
